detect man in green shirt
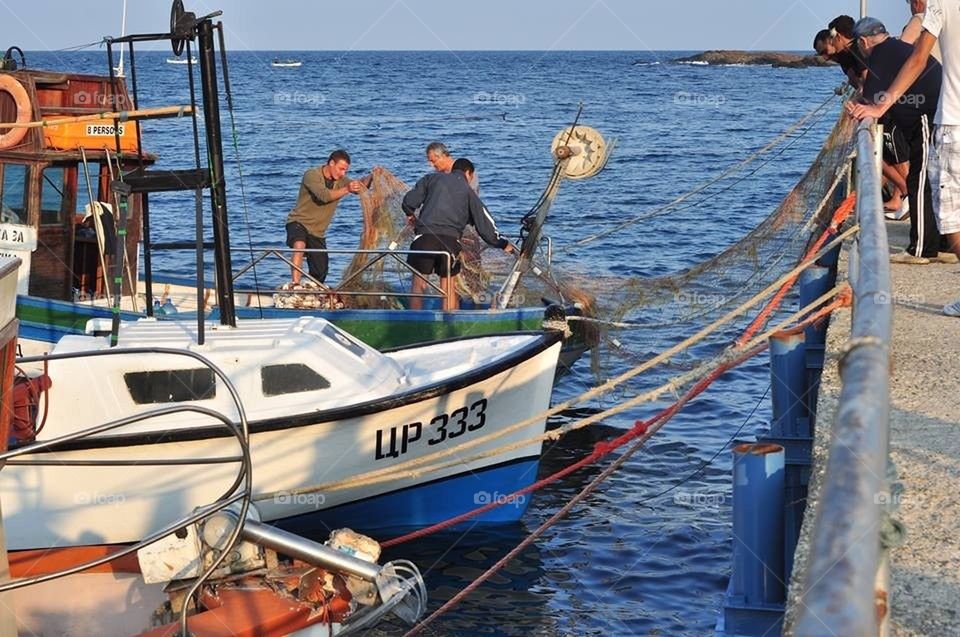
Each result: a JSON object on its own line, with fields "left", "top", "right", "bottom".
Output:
{"left": 285, "top": 149, "right": 370, "bottom": 284}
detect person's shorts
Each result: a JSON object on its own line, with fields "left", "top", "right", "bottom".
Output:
{"left": 407, "top": 234, "right": 462, "bottom": 277}
{"left": 285, "top": 221, "right": 329, "bottom": 282}
{"left": 928, "top": 125, "right": 960, "bottom": 235}
{"left": 881, "top": 117, "right": 910, "bottom": 165}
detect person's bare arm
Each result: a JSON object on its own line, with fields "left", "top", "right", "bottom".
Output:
{"left": 847, "top": 31, "right": 938, "bottom": 119}
{"left": 901, "top": 15, "right": 923, "bottom": 44}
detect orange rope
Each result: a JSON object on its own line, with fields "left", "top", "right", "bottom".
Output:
{"left": 736, "top": 193, "right": 855, "bottom": 347}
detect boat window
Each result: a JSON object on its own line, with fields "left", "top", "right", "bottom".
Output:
{"left": 40, "top": 166, "right": 69, "bottom": 226}
{"left": 261, "top": 363, "right": 330, "bottom": 396}
{"left": 0, "top": 164, "right": 28, "bottom": 225}
{"left": 124, "top": 368, "right": 216, "bottom": 404}
{"left": 322, "top": 322, "right": 367, "bottom": 359}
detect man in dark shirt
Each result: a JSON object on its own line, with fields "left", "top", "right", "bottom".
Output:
{"left": 848, "top": 17, "right": 943, "bottom": 262}
{"left": 402, "top": 164, "right": 514, "bottom": 310}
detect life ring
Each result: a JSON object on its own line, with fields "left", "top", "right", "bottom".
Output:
{"left": 0, "top": 75, "right": 31, "bottom": 150}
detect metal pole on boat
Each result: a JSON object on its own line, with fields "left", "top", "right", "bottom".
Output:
{"left": 861, "top": 0, "right": 867, "bottom": 18}
{"left": 196, "top": 19, "right": 236, "bottom": 327}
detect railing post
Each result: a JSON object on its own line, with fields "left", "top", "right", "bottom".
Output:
{"left": 722, "top": 443, "right": 786, "bottom": 635}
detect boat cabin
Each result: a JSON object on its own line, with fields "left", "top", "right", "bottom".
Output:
{"left": 0, "top": 58, "right": 151, "bottom": 301}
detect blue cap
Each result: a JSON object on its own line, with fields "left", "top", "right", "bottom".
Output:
{"left": 853, "top": 17, "right": 887, "bottom": 38}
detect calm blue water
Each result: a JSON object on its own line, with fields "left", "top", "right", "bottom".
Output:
{"left": 27, "top": 48, "right": 842, "bottom": 635}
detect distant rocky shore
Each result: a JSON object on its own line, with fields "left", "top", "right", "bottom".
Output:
{"left": 667, "top": 50, "right": 833, "bottom": 68}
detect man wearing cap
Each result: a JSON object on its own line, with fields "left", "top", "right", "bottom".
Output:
{"left": 846, "top": 17, "right": 943, "bottom": 264}
{"left": 849, "top": 2, "right": 960, "bottom": 315}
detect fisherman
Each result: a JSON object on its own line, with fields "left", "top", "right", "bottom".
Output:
{"left": 453, "top": 157, "right": 480, "bottom": 193}
{"left": 285, "top": 150, "right": 373, "bottom": 284}
{"left": 425, "top": 141, "right": 455, "bottom": 173}
{"left": 402, "top": 162, "right": 515, "bottom": 311}
{"left": 846, "top": 17, "right": 943, "bottom": 264}
{"left": 848, "top": 3, "right": 960, "bottom": 315}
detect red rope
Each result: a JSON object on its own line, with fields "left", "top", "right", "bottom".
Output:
{"left": 390, "top": 214, "right": 855, "bottom": 632}
{"left": 382, "top": 288, "right": 848, "bottom": 550}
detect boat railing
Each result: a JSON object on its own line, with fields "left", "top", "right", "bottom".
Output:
{"left": 145, "top": 242, "right": 460, "bottom": 307}
{"left": 792, "top": 118, "right": 893, "bottom": 635}
{"left": 235, "top": 245, "right": 457, "bottom": 303}
{"left": 2, "top": 346, "right": 254, "bottom": 631}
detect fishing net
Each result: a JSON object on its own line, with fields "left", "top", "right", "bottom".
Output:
{"left": 309, "top": 107, "right": 855, "bottom": 379}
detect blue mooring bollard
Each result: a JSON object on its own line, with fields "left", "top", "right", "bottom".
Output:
{"left": 731, "top": 443, "right": 786, "bottom": 607}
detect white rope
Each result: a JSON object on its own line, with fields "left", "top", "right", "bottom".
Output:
{"left": 254, "top": 226, "right": 858, "bottom": 501}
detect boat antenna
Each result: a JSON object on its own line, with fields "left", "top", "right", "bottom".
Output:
{"left": 114, "top": 0, "right": 127, "bottom": 77}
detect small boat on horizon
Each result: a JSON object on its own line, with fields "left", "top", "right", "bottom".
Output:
{"left": 166, "top": 55, "right": 197, "bottom": 64}
{"left": 272, "top": 58, "right": 303, "bottom": 67}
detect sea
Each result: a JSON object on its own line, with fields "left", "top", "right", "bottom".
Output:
{"left": 26, "top": 48, "right": 844, "bottom": 635}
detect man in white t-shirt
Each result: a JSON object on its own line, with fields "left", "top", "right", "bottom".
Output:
{"left": 849, "top": 0, "right": 960, "bottom": 316}
{"left": 902, "top": 0, "right": 943, "bottom": 61}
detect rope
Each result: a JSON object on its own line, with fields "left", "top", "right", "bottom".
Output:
{"left": 399, "top": 275, "right": 854, "bottom": 636}
{"left": 400, "top": 340, "right": 766, "bottom": 636}
{"left": 253, "top": 225, "right": 858, "bottom": 504}
{"left": 736, "top": 193, "right": 856, "bottom": 347}
{"left": 563, "top": 92, "right": 839, "bottom": 251}
{"left": 382, "top": 283, "right": 852, "bottom": 548}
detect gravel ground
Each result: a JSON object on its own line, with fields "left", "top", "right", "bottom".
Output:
{"left": 785, "top": 221, "right": 960, "bottom": 636}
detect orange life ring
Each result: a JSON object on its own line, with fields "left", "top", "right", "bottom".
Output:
{"left": 0, "top": 75, "right": 31, "bottom": 150}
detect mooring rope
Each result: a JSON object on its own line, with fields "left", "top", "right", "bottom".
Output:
{"left": 253, "top": 223, "right": 858, "bottom": 504}
{"left": 400, "top": 286, "right": 852, "bottom": 635}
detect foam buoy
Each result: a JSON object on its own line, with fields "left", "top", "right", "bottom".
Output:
{"left": 0, "top": 75, "right": 31, "bottom": 150}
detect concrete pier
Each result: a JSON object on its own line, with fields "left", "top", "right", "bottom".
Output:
{"left": 785, "top": 221, "right": 960, "bottom": 635}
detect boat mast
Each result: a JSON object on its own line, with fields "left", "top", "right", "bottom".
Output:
{"left": 860, "top": 0, "right": 866, "bottom": 18}
{"left": 197, "top": 18, "right": 236, "bottom": 327}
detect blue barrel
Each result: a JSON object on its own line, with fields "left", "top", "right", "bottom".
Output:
{"left": 732, "top": 443, "right": 786, "bottom": 605}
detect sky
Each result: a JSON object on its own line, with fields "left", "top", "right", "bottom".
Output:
{"left": 0, "top": 0, "right": 910, "bottom": 52}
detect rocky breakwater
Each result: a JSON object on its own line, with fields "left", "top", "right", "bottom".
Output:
{"left": 670, "top": 50, "right": 833, "bottom": 68}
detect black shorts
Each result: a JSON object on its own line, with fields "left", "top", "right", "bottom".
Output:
{"left": 407, "top": 234, "right": 462, "bottom": 277}
{"left": 881, "top": 117, "right": 910, "bottom": 165}
{"left": 285, "top": 221, "right": 328, "bottom": 283}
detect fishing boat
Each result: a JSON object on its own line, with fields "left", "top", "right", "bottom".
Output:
{"left": 1, "top": 2, "right": 601, "bottom": 375}
{"left": 0, "top": 265, "right": 428, "bottom": 635}
{"left": 166, "top": 56, "right": 197, "bottom": 64}
{"left": 0, "top": 6, "right": 563, "bottom": 551}
{"left": 272, "top": 58, "right": 303, "bottom": 67}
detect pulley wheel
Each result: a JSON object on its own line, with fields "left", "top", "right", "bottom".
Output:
{"left": 551, "top": 125, "right": 608, "bottom": 180}
{"left": 170, "top": 0, "right": 187, "bottom": 56}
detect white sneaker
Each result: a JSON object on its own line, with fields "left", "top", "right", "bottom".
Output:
{"left": 884, "top": 200, "right": 910, "bottom": 221}
{"left": 944, "top": 297, "right": 960, "bottom": 317}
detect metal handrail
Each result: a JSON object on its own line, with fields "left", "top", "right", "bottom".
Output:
{"left": 5, "top": 347, "right": 254, "bottom": 636}
{"left": 794, "top": 119, "right": 892, "bottom": 636}
{"left": 233, "top": 246, "right": 455, "bottom": 302}
{"left": 148, "top": 245, "right": 458, "bottom": 305}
